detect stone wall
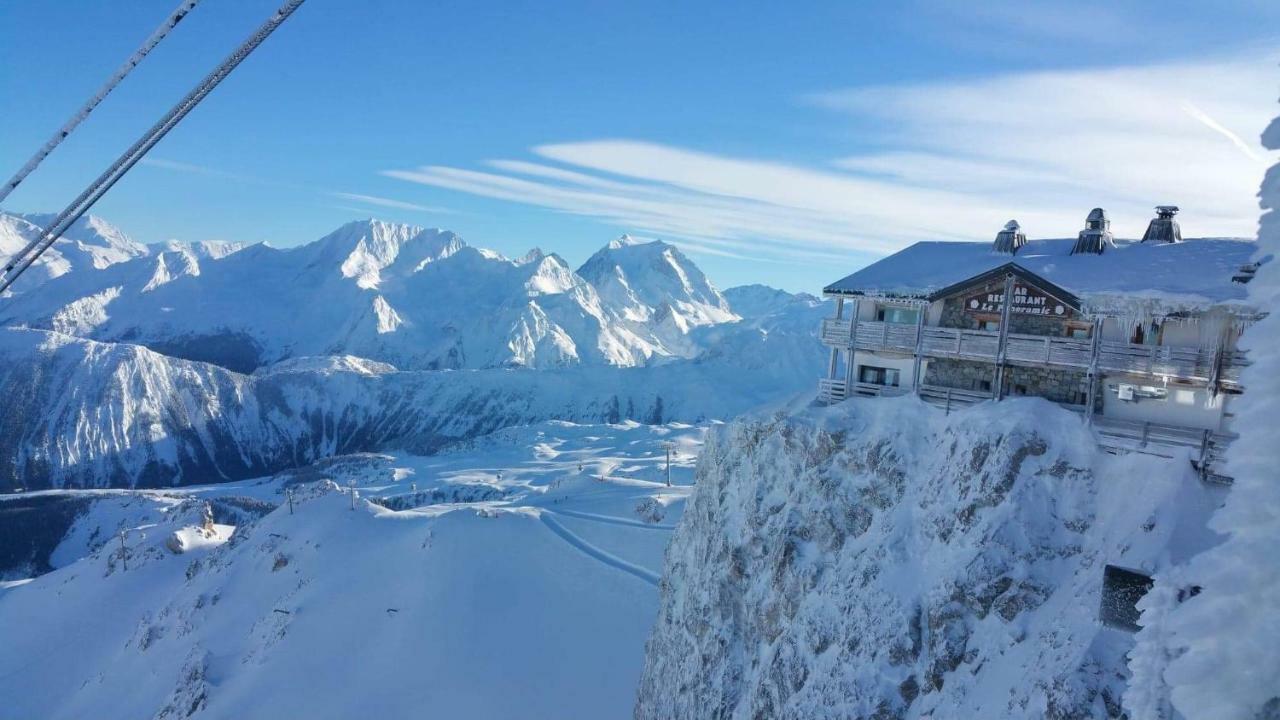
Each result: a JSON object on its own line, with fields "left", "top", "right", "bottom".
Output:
{"left": 924, "top": 358, "right": 998, "bottom": 393}
{"left": 923, "top": 358, "right": 1096, "bottom": 408}
{"left": 1001, "top": 364, "right": 1091, "bottom": 407}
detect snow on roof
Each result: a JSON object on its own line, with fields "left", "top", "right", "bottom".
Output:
{"left": 824, "top": 237, "right": 1262, "bottom": 314}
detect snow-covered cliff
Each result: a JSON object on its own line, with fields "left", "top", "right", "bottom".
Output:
{"left": 637, "top": 396, "right": 1221, "bottom": 719}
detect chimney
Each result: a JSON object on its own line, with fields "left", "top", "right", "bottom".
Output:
{"left": 1070, "top": 207, "right": 1115, "bottom": 255}
{"left": 1141, "top": 205, "right": 1182, "bottom": 244}
{"left": 993, "top": 219, "right": 1027, "bottom": 254}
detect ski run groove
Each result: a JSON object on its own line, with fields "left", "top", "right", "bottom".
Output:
{"left": 539, "top": 511, "right": 661, "bottom": 586}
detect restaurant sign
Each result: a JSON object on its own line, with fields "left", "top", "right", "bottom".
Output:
{"left": 964, "top": 283, "right": 1066, "bottom": 317}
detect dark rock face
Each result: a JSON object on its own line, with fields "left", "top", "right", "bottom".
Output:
{"left": 0, "top": 494, "right": 91, "bottom": 579}
{"left": 635, "top": 398, "right": 1195, "bottom": 719}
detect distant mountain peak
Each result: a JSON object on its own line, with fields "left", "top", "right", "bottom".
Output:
{"left": 607, "top": 234, "right": 660, "bottom": 250}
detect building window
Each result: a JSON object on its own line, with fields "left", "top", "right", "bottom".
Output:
{"left": 1131, "top": 322, "right": 1160, "bottom": 346}
{"left": 1014, "top": 384, "right": 1028, "bottom": 396}
{"left": 1067, "top": 326, "right": 1089, "bottom": 339}
{"left": 976, "top": 379, "right": 992, "bottom": 392}
{"left": 858, "top": 365, "right": 900, "bottom": 387}
{"left": 876, "top": 306, "right": 919, "bottom": 325}
{"left": 977, "top": 318, "right": 1000, "bottom": 332}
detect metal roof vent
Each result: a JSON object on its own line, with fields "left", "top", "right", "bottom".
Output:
{"left": 993, "top": 219, "right": 1027, "bottom": 254}
{"left": 1141, "top": 205, "right": 1182, "bottom": 244}
{"left": 1070, "top": 207, "right": 1115, "bottom": 255}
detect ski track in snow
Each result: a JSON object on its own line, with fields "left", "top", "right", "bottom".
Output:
{"left": 548, "top": 507, "right": 677, "bottom": 531}
{"left": 539, "top": 511, "right": 661, "bottom": 586}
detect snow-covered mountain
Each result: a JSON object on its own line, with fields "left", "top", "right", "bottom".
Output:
{"left": 0, "top": 220, "right": 750, "bottom": 372}
{"left": 0, "top": 212, "right": 148, "bottom": 294}
{"left": 0, "top": 322, "right": 819, "bottom": 491}
{"left": 154, "top": 238, "right": 248, "bottom": 260}
{"left": 577, "top": 235, "right": 738, "bottom": 355}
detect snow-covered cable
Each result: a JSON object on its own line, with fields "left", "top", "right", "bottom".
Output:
{"left": 0, "top": 0, "right": 306, "bottom": 296}
{"left": 0, "top": 0, "right": 202, "bottom": 208}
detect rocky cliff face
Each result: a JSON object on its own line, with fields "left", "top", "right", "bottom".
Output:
{"left": 636, "top": 396, "right": 1220, "bottom": 719}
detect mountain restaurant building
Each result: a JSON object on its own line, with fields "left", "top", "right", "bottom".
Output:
{"left": 818, "top": 208, "right": 1262, "bottom": 481}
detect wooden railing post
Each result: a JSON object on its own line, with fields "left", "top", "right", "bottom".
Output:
{"left": 912, "top": 306, "right": 925, "bottom": 394}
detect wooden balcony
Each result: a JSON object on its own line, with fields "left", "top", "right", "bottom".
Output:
{"left": 820, "top": 316, "right": 1249, "bottom": 387}
{"left": 917, "top": 383, "right": 994, "bottom": 413}
{"left": 821, "top": 319, "right": 920, "bottom": 352}
{"left": 817, "top": 378, "right": 909, "bottom": 403}
{"left": 817, "top": 378, "right": 847, "bottom": 403}
{"left": 1092, "top": 416, "right": 1236, "bottom": 483}
{"left": 919, "top": 327, "right": 1000, "bottom": 361}
{"left": 1005, "top": 333, "right": 1092, "bottom": 366}
{"left": 820, "top": 317, "right": 853, "bottom": 346}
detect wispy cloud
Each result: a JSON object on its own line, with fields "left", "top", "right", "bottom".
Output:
{"left": 384, "top": 52, "right": 1276, "bottom": 264}
{"left": 329, "top": 192, "right": 451, "bottom": 214}
{"left": 141, "top": 157, "right": 452, "bottom": 218}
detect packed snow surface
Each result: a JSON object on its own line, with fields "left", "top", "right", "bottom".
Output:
{"left": 0, "top": 421, "right": 702, "bottom": 719}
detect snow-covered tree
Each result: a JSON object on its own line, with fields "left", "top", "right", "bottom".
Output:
{"left": 1128, "top": 104, "right": 1280, "bottom": 719}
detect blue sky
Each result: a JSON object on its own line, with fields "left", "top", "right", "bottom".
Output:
{"left": 1, "top": 1, "right": 1277, "bottom": 292}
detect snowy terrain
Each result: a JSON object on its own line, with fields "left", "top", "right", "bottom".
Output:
{"left": 636, "top": 396, "right": 1225, "bottom": 719}
{"left": 0, "top": 213, "right": 825, "bottom": 491}
{"left": 0, "top": 421, "right": 702, "bottom": 718}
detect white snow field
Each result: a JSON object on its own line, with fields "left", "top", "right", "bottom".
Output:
{"left": 0, "top": 421, "right": 702, "bottom": 719}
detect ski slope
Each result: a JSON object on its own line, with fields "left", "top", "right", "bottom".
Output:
{"left": 0, "top": 421, "right": 701, "bottom": 719}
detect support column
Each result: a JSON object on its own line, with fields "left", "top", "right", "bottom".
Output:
{"left": 844, "top": 299, "right": 861, "bottom": 392}
{"left": 993, "top": 273, "right": 1014, "bottom": 400}
{"left": 911, "top": 302, "right": 926, "bottom": 393}
{"left": 1086, "top": 316, "right": 1102, "bottom": 424}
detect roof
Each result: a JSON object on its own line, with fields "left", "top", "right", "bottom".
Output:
{"left": 824, "top": 237, "right": 1262, "bottom": 314}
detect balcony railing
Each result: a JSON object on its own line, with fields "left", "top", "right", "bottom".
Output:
{"left": 920, "top": 327, "right": 1000, "bottom": 360}
{"left": 821, "top": 315, "right": 1249, "bottom": 387}
{"left": 817, "top": 378, "right": 847, "bottom": 403}
{"left": 917, "top": 383, "right": 994, "bottom": 413}
{"left": 817, "top": 378, "right": 909, "bottom": 403}
{"left": 1091, "top": 416, "right": 1237, "bottom": 483}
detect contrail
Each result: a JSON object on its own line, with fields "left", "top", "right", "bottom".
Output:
{"left": 1180, "top": 101, "right": 1264, "bottom": 163}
